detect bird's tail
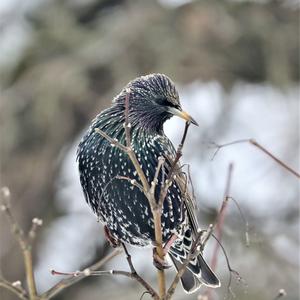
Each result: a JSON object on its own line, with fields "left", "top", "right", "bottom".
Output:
{"left": 168, "top": 229, "right": 220, "bottom": 293}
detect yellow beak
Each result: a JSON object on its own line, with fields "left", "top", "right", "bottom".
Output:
{"left": 168, "top": 107, "right": 199, "bottom": 126}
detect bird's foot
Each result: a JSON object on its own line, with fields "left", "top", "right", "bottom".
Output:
{"left": 152, "top": 248, "right": 172, "bottom": 270}
{"left": 104, "top": 225, "right": 120, "bottom": 248}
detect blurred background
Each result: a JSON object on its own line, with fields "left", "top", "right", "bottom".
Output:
{"left": 0, "top": 0, "right": 299, "bottom": 299}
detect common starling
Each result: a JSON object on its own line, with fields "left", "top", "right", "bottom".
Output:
{"left": 77, "top": 74, "right": 220, "bottom": 293}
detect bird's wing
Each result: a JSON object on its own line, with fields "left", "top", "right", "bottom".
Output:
{"left": 161, "top": 136, "right": 199, "bottom": 237}
{"left": 173, "top": 164, "right": 200, "bottom": 236}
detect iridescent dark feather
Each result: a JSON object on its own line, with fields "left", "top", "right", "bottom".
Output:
{"left": 77, "top": 74, "right": 220, "bottom": 292}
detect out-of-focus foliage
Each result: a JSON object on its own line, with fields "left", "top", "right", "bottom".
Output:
{"left": 0, "top": 0, "right": 299, "bottom": 300}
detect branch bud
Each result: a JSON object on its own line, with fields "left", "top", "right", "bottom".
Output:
{"left": 32, "top": 218, "right": 43, "bottom": 226}
{"left": 1, "top": 186, "right": 10, "bottom": 198}
{"left": 12, "top": 280, "right": 22, "bottom": 288}
{"left": 83, "top": 268, "right": 91, "bottom": 276}
{"left": 278, "top": 289, "right": 287, "bottom": 297}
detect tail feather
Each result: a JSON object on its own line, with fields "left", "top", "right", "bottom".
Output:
{"left": 197, "top": 252, "right": 221, "bottom": 287}
{"left": 169, "top": 228, "right": 220, "bottom": 293}
{"left": 170, "top": 254, "right": 202, "bottom": 294}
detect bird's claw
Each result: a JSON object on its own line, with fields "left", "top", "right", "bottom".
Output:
{"left": 153, "top": 248, "right": 171, "bottom": 270}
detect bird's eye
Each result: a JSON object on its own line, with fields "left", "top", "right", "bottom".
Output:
{"left": 156, "top": 98, "right": 180, "bottom": 110}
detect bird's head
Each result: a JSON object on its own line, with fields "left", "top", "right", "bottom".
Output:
{"left": 113, "top": 73, "right": 198, "bottom": 132}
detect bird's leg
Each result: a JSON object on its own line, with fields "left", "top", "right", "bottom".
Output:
{"left": 152, "top": 234, "right": 178, "bottom": 270}
{"left": 104, "top": 225, "right": 120, "bottom": 248}
{"left": 163, "top": 234, "right": 178, "bottom": 253}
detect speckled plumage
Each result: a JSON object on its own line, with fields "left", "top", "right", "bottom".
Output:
{"left": 77, "top": 74, "right": 220, "bottom": 293}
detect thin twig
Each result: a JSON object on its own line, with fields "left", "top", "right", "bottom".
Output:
{"left": 122, "top": 90, "right": 151, "bottom": 194}
{"left": 52, "top": 268, "right": 158, "bottom": 299}
{"left": 158, "top": 122, "right": 190, "bottom": 208}
{"left": 210, "top": 139, "right": 300, "bottom": 179}
{"left": 124, "top": 89, "right": 132, "bottom": 149}
{"left": 200, "top": 224, "right": 214, "bottom": 250}
{"left": 0, "top": 279, "right": 28, "bottom": 300}
{"left": 210, "top": 163, "right": 234, "bottom": 271}
{"left": 95, "top": 128, "right": 128, "bottom": 152}
{"left": 228, "top": 197, "right": 250, "bottom": 247}
{"left": 202, "top": 164, "right": 234, "bottom": 300}
{"left": 50, "top": 245, "right": 159, "bottom": 300}
{"left": 28, "top": 218, "right": 43, "bottom": 243}
{"left": 122, "top": 244, "right": 159, "bottom": 299}
{"left": 42, "top": 249, "right": 122, "bottom": 299}
{"left": 0, "top": 187, "right": 38, "bottom": 300}
{"left": 210, "top": 234, "right": 243, "bottom": 300}
{"left": 150, "top": 157, "right": 165, "bottom": 196}
{"left": 116, "top": 175, "right": 144, "bottom": 192}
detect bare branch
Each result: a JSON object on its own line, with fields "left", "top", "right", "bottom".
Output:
{"left": 166, "top": 121, "right": 191, "bottom": 178}
{"left": 0, "top": 187, "right": 38, "bottom": 299}
{"left": 210, "top": 139, "right": 300, "bottom": 179}
{"left": 50, "top": 245, "right": 159, "bottom": 300}
{"left": 116, "top": 175, "right": 144, "bottom": 192}
{"left": 210, "top": 163, "right": 234, "bottom": 273}
{"left": 95, "top": 128, "right": 128, "bottom": 152}
{"left": 200, "top": 224, "right": 214, "bottom": 250}
{"left": 124, "top": 89, "right": 132, "bottom": 148}
{"left": 210, "top": 233, "right": 244, "bottom": 300}
{"left": 0, "top": 278, "right": 28, "bottom": 300}
{"left": 158, "top": 121, "right": 191, "bottom": 208}
{"left": 28, "top": 218, "right": 43, "bottom": 242}
{"left": 228, "top": 197, "right": 250, "bottom": 247}
{"left": 123, "top": 92, "right": 151, "bottom": 195}
{"left": 150, "top": 157, "right": 165, "bottom": 196}
{"left": 122, "top": 244, "right": 159, "bottom": 299}
{"left": 42, "top": 249, "right": 122, "bottom": 299}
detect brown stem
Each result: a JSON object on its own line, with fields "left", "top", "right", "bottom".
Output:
{"left": 111, "top": 270, "right": 159, "bottom": 300}
{"left": 211, "top": 163, "right": 234, "bottom": 271}
{"left": 158, "top": 122, "right": 190, "bottom": 208}
{"left": 50, "top": 246, "right": 159, "bottom": 300}
{"left": 210, "top": 139, "right": 300, "bottom": 179}
{"left": 0, "top": 188, "right": 37, "bottom": 300}
{"left": 121, "top": 244, "right": 159, "bottom": 299}
{"left": 203, "top": 163, "right": 234, "bottom": 300}
{"left": 249, "top": 139, "right": 300, "bottom": 178}
{"left": 23, "top": 247, "right": 37, "bottom": 300}
{"left": 42, "top": 249, "right": 122, "bottom": 299}
{"left": 152, "top": 209, "right": 166, "bottom": 298}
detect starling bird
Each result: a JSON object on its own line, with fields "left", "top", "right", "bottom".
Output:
{"left": 77, "top": 74, "right": 220, "bottom": 293}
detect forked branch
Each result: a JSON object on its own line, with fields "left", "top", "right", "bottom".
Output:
{"left": 0, "top": 187, "right": 38, "bottom": 300}
{"left": 210, "top": 139, "right": 300, "bottom": 179}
